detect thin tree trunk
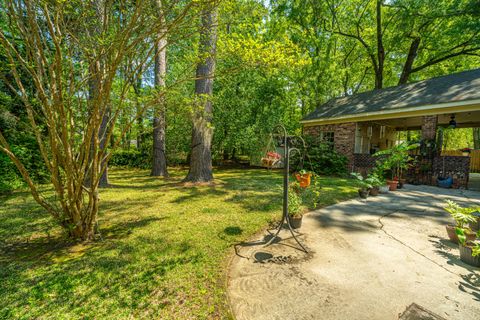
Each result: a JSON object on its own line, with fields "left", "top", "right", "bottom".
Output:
{"left": 184, "top": 5, "right": 218, "bottom": 183}
{"left": 99, "top": 107, "right": 110, "bottom": 187}
{"left": 398, "top": 37, "right": 421, "bottom": 85}
{"left": 375, "top": 0, "right": 384, "bottom": 90}
{"left": 151, "top": 0, "right": 169, "bottom": 177}
{"left": 135, "top": 71, "right": 143, "bottom": 150}
{"left": 95, "top": 0, "right": 109, "bottom": 188}
{"left": 474, "top": 128, "right": 480, "bottom": 149}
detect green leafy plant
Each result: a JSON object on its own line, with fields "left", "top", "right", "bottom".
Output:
{"left": 351, "top": 172, "right": 372, "bottom": 190}
{"left": 294, "top": 136, "right": 348, "bottom": 176}
{"left": 455, "top": 228, "right": 480, "bottom": 257}
{"left": 373, "top": 142, "right": 418, "bottom": 180}
{"left": 444, "top": 200, "right": 478, "bottom": 228}
{"left": 288, "top": 183, "right": 303, "bottom": 217}
{"left": 365, "top": 173, "right": 384, "bottom": 188}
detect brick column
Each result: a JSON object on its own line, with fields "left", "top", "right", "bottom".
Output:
{"left": 334, "top": 122, "right": 356, "bottom": 171}
{"left": 421, "top": 115, "right": 438, "bottom": 140}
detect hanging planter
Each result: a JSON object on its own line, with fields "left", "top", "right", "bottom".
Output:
{"left": 294, "top": 170, "right": 312, "bottom": 188}
{"left": 261, "top": 151, "right": 281, "bottom": 168}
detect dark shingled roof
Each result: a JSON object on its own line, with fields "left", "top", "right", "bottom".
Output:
{"left": 302, "top": 68, "right": 480, "bottom": 122}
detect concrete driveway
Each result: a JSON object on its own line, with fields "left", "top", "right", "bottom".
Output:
{"left": 228, "top": 185, "right": 480, "bottom": 320}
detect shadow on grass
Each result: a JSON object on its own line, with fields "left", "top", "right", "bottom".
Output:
{"left": 0, "top": 214, "right": 198, "bottom": 318}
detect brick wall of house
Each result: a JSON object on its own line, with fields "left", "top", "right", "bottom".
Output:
{"left": 421, "top": 115, "right": 438, "bottom": 140}
{"left": 304, "top": 123, "right": 356, "bottom": 170}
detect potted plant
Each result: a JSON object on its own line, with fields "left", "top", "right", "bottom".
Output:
{"left": 288, "top": 183, "right": 303, "bottom": 229}
{"left": 460, "top": 148, "right": 471, "bottom": 157}
{"left": 444, "top": 200, "right": 478, "bottom": 244}
{"left": 294, "top": 169, "right": 312, "bottom": 188}
{"left": 374, "top": 142, "right": 417, "bottom": 191}
{"left": 366, "top": 173, "right": 383, "bottom": 196}
{"left": 351, "top": 172, "right": 372, "bottom": 199}
{"left": 470, "top": 211, "right": 480, "bottom": 232}
{"left": 371, "top": 166, "right": 389, "bottom": 193}
{"left": 455, "top": 228, "right": 480, "bottom": 267}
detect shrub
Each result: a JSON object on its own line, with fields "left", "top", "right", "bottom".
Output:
{"left": 293, "top": 136, "right": 347, "bottom": 176}
{"left": 109, "top": 149, "right": 150, "bottom": 168}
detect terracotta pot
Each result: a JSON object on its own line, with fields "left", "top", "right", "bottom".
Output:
{"left": 387, "top": 180, "right": 398, "bottom": 191}
{"left": 289, "top": 215, "right": 303, "bottom": 229}
{"left": 369, "top": 187, "right": 379, "bottom": 196}
{"left": 459, "top": 244, "right": 480, "bottom": 267}
{"left": 295, "top": 173, "right": 312, "bottom": 188}
{"left": 446, "top": 225, "right": 477, "bottom": 244}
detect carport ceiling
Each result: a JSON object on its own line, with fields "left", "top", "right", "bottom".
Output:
{"left": 369, "top": 110, "right": 480, "bottom": 130}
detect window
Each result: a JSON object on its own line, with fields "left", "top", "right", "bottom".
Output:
{"left": 320, "top": 131, "right": 334, "bottom": 149}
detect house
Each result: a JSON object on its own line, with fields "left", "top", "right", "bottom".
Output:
{"left": 301, "top": 68, "right": 480, "bottom": 188}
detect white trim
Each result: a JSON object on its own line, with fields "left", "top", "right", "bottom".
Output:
{"left": 301, "top": 99, "right": 480, "bottom": 126}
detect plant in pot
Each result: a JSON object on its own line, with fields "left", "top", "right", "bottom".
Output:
{"left": 294, "top": 169, "right": 312, "bottom": 188}
{"left": 444, "top": 200, "right": 478, "bottom": 244}
{"left": 351, "top": 172, "right": 372, "bottom": 199}
{"left": 455, "top": 228, "right": 480, "bottom": 267}
{"left": 365, "top": 173, "right": 384, "bottom": 196}
{"left": 288, "top": 183, "right": 304, "bottom": 229}
{"left": 374, "top": 142, "right": 417, "bottom": 191}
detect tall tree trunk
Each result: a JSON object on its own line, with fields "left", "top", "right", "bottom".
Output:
{"left": 184, "top": 5, "right": 218, "bottom": 183}
{"left": 95, "top": 0, "right": 109, "bottom": 188}
{"left": 134, "top": 71, "right": 143, "bottom": 150}
{"left": 398, "top": 37, "right": 421, "bottom": 85}
{"left": 474, "top": 128, "right": 480, "bottom": 150}
{"left": 98, "top": 107, "right": 110, "bottom": 187}
{"left": 151, "top": 0, "right": 169, "bottom": 177}
{"left": 375, "top": 0, "right": 384, "bottom": 90}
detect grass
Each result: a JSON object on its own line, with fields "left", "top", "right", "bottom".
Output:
{"left": 0, "top": 168, "right": 357, "bottom": 319}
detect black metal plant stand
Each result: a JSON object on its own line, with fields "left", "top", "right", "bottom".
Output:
{"left": 265, "top": 124, "right": 308, "bottom": 253}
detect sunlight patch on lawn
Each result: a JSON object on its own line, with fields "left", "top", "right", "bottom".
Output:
{"left": 0, "top": 168, "right": 357, "bottom": 319}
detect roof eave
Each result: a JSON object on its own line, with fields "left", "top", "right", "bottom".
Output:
{"left": 300, "top": 99, "right": 480, "bottom": 126}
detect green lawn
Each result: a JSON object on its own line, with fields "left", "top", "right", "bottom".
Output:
{"left": 0, "top": 168, "right": 357, "bottom": 319}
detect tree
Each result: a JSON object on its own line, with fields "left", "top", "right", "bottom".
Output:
{"left": 474, "top": 128, "right": 480, "bottom": 150}
{"left": 326, "top": 0, "right": 480, "bottom": 89}
{"left": 184, "top": 3, "right": 219, "bottom": 183}
{"left": 0, "top": 0, "right": 195, "bottom": 240}
{"left": 89, "top": 0, "right": 110, "bottom": 188}
{"left": 151, "top": 0, "right": 169, "bottom": 177}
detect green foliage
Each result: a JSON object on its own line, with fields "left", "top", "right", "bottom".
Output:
{"left": 373, "top": 142, "right": 418, "bottom": 179}
{"left": 288, "top": 183, "right": 303, "bottom": 217}
{"left": 445, "top": 200, "right": 478, "bottom": 228}
{"left": 296, "top": 136, "right": 348, "bottom": 176}
{"left": 455, "top": 228, "right": 480, "bottom": 256}
{"left": 109, "top": 150, "right": 150, "bottom": 169}
{"left": 366, "top": 173, "right": 385, "bottom": 187}
{"left": 351, "top": 172, "right": 373, "bottom": 190}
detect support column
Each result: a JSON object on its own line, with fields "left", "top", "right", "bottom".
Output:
{"left": 334, "top": 122, "right": 356, "bottom": 171}
{"left": 421, "top": 115, "right": 438, "bottom": 141}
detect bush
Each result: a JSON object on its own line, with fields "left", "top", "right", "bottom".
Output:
{"left": 294, "top": 136, "right": 348, "bottom": 176}
{"left": 0, "top": 141, "right": 49, "bottom": 193}
{"left": 109, "top": 149, "right": 150, "bottom": 168}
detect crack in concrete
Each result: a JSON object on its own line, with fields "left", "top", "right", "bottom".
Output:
{"left": 377, "top": 210, "right": 457, "bottom": 276}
